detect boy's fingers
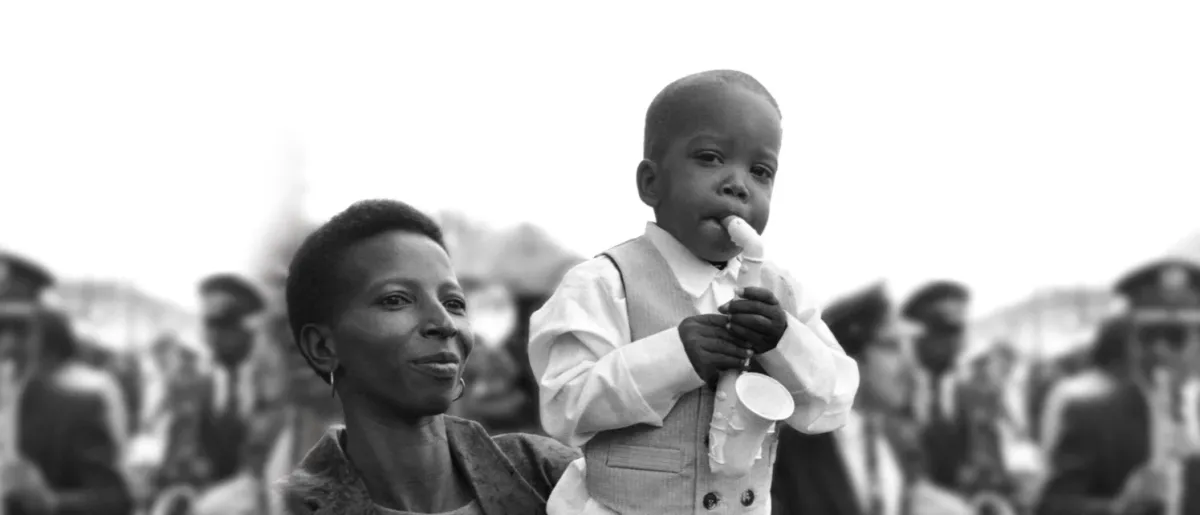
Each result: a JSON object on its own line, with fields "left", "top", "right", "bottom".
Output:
{"left": 690, "top": 313, "right": 732, "bottom": 326}
{"left": 735, "top": 286, "right": 779, "bottom": 305}
{"left": 727, "top": 324, "right": 765, "bottom": 347}
{"left": 728, "top": 313, "right": 774, "bottom": 334}
{"left": 721, "top": 299, "right": 781, "bottom": 317}
{"left": 704, "top": 339, "right": 753, "bottom": 358}
{"left": 712, "top": 354, "right": 746, "bottom": 370}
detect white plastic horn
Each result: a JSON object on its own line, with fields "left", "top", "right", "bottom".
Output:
{"left": 707, "top": 216, "right": 795, "bottom": 477}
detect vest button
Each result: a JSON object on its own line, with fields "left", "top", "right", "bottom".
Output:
{"left": 703, "top": 492, "right": 721, "bottom": 510}
{"left": 741, "top": 489, "right": 755, "bottom": 506}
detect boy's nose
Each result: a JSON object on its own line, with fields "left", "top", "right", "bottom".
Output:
{"left": 719, "top": 178, "right": 750, "bottom": 201}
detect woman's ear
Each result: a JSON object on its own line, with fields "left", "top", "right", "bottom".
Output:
{"left": 298, "top": 324, "right": 338, "bottom": 376}
{"left": 636, "top": 159, "right": 663, "bottom": 208}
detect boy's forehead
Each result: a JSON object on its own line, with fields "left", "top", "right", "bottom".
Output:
{"left": 666, "top": 88, "right": 780, "bottom": 140}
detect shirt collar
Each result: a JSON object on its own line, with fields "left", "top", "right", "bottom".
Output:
{"left": 643, "top": 222, "right": 742, "bottom": 298}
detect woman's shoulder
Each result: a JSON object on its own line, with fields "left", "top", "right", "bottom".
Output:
{"left": 445, "top": 416, "right": 580, "bottom": 487}
{"left": 491, "top": 432, "right": 580, "bottom": 465}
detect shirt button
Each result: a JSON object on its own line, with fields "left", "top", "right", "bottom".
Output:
{"left": 703, "top": 492, "right": 721, "bottom": 510}
{"left": 741, "top": 489, "right": 755, "bottom": 506}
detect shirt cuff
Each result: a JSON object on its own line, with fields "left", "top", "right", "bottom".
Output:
{"left": 619, "top": 326, "right": 706, "bottom": 417}
{"left": 757, "top": 314, "right": 837, "bottom": 400}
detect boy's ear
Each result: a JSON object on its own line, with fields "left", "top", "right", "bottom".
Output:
{"left": 298, "top": 323, "right": 338, "bottom": 376}
{"left": 636, "top": 159, "right": 663, "bottom": 208}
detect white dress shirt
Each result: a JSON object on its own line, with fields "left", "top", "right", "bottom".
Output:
{"left": 911, "top": 368, "right": 958, "bottom": 426}
{"left": 835, "top": 410, "right": 904, "bottom": 515}
{"left": 530, "top": 222, "right": 860, "bottom": 514}
{"left": 212, "top": 360, "right": 256, "bottom": 419}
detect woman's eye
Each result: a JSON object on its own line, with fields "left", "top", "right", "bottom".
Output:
{"left": 444, "top": 298, "right": 467, "bottom": 313}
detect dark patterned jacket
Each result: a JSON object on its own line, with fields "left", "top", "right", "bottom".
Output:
{"left": 278, "top": 416, "right": 579, "bottom": 515}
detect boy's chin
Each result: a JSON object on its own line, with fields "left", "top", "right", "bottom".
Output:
{"left": 689, "top": 239, "right": 742, "bottom": 264}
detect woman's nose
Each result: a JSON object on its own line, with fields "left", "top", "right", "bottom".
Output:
{"left": 420, "top": 304, "right": 459, "bottom": 340}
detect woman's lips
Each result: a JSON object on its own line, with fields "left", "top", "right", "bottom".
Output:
{"left": 410, "top": 361, "right": 460, "bottom": 379}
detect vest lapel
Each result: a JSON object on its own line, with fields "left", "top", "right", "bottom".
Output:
{"left": 602, "top": 236, "right": 699, "bottom": 340}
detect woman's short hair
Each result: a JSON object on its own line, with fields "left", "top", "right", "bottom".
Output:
{"left": 285, "top": 199, "right": 445, "bottom": 383}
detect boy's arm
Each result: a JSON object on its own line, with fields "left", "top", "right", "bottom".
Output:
{"left": 529, "top": 258, "right": 706, "bottom": 448}
{"left": 755, "top": 271, "right": 859, "bottom": 434}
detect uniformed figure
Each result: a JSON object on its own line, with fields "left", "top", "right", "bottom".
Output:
{"left": 773, "top": 283, "right": 972, "bottom": 515}
{"left": 0, "top": 251, "right": 133, "bottom": 515}
{"left": 901, "top": 280, "right": 973, "bottom": 491}
{"left": 1038, "top": 258, "right": 1200, "bottom": 515}
{"left": 195, "top": 273, "right": 275, "bottom": 484}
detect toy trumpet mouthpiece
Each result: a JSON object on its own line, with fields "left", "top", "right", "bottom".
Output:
{"left": 722, "top": 216, "right": 763, "bottom": 258}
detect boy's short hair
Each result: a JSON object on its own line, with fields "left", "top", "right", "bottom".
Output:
{"left": 286, "top": 199, "right": 446, "bottom": 383}
{"left": 643, "top": 69, "right": 782, "bottom": 161}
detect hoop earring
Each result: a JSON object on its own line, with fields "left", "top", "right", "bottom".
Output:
{"left": 453, "top": 377, "right": 466, "bottom": 401}
{"left": 329, "top": 368, "right": 337, "bottom": 398}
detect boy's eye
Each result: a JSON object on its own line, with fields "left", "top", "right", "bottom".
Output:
{"left": 379, "top": 293, "right": 411, "bottom": 307}
{"left": 751, "top": 165, "right": 776, "bottom": 179}
{"left": 695, "top": 151, "right": 723, "bottom": 164}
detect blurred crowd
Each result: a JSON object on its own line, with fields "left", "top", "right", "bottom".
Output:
{"left": 0, "top": 246, "right": 558, "bottom": 515}
{"left": 2, "top": 241, "right": 1200, "bottom": 515}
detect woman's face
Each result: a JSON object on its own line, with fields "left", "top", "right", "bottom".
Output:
{"left": 328, "top": 230, "right": 474, "bottom": 418}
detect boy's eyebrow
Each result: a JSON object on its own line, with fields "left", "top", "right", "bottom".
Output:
{"left": 365, "top": 276, "right": 420, "bottom": 292}
{"left": 685, "top": 131, "right": 728, "bottom": 144}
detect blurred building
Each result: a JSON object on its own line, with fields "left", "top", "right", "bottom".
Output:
{"left": 970, "top": 287, "right": 1115, "bottom": 360}
{"left": 56, "top": 278, "right": 200, "bottom": 350}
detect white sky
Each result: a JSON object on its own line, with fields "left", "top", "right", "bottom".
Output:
{"left": 2, "top": 1, "right": 1198, "bottom": 318}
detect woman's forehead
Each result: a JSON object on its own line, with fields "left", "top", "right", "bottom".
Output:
{"left": 342, "top": 232, "right": 455, "bottom": 282}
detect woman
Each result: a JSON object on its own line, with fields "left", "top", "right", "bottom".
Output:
{"left": 278, "top": 199, "right": 579, "bottom": 515}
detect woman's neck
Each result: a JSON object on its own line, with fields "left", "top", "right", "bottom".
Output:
{"left": 341, "top": 400, "right": 468, "bottom": 512}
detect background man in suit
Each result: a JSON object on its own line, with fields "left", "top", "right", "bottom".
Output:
{"left": 1038, "top": 258, "right": 1200, "bottom": 515}
{"left": 0, "top": 251, "right": 133, "bottom": 515}
{"left": 901, "top": 280, "right": 973, "bottom": 492}
{"left": 773, "top": 283, "right": 971, "bottom": 515}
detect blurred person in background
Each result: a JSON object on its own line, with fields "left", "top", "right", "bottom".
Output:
{"left": 773, "top": 283, "right": 974, "bottom": 515}
{"left": 1036, "top": 317, "right": 1130, "bottom": 449}
{"left": 448, "top": 279, "right": 529, "bottom": 434}
{"left": 147, "top": 274, "right": 285, "bottom": 515}
{"left": 261, "top": 294, "right": 342, "bottom": 515}
{"left": 279, "top": 199, "right": 578, "bottom": 514}
{"left": 1038, "top": 259, "right": 1200, "bottom": 515}
{"left": 0, "top": 252, "right": 133, "bottom": 515}
{"left": 194, "top": 274, "right": 286, "bottom": 488}
{"left": 901, "top": 280, "right": 973, "bottom": 491}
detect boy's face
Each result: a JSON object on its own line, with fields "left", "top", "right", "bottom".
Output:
{"left": 642, "top": 85, "right": 782, "bottom": 263}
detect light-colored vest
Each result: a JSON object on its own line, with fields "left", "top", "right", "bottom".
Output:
{"left": 585, "top": 236, "right": 799, "bottom": 515}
